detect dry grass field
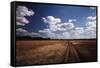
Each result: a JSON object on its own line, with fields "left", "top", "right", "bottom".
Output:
{"left": 16, "top": 39, "right": 97, "bottom": 65}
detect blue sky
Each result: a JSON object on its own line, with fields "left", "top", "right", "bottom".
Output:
{"left": 16, "top": 3, "right": 97, "bottom": 39}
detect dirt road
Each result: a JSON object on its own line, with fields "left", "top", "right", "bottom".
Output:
{"left": 63, "top": 41, "right": 81, "bottom": 63}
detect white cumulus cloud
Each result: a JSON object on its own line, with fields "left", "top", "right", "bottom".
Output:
{"left": 39, "top": 28, "right": 56, "bottom": 39}
{"left": 16, "top": 28, "right": 27, "bottom": 33}
{"left": 16, "top": 17, "right": 29, "bottom": 26}
{"left": 84, "top": 16, "right": 96, "bottom": 38}
{"left": 86, "top": 21, "right": 96, "bottom": 28}
{"left": 57, "top": 23, "right": 74, "bottom": 31}
{"left": 87, "top": 16, "right": 96, "bottom": 21}
{"left": 62, "top": 32, "right": 71, "bottom": 39}
{"left": 39, "top": 15, "right": 96, "bottom": 39}
{"left": 16, "top": 6, "right": 34, "bottom": 17}
{"left": 42, "top": 16, "right": 74, "bottom": 32}
{"left": 86, "top": 16, "right": 96, "bottom": 36}
{"left": 16, "top": 6, "right": 34, "bottom": 26}
{"left": 68, "top": 19, "right": 76, "bottom": 23}
{"left": 40, "top": 16, "right": 75, "bottom": 39}
{"left": 42, "top": 16, "right": 61, "bottom": 25}
{"left": 16, "top": 28, "right": 42, "bottom": 37}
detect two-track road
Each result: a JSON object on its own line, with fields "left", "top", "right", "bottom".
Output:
{"left": 63, "top": 41, "right": 81, "bottom": 63}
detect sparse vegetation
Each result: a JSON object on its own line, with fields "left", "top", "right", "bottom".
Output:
{"left": 16, "top": 39, "right": 97, "bottom": 65}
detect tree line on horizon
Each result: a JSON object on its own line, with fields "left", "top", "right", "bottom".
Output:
{"left": 16, "top": 36, "right": 96, "bottom": 40}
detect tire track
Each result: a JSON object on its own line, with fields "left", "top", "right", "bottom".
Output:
{"left": 63, "top": 41, "right": 81, "bottom": 63}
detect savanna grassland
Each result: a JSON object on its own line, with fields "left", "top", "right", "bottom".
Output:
{"left": 16, "top": 39, "right": 97, "bottom": 65}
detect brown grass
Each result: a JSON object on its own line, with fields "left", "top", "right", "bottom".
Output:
{"left": 16, "top": 39, "right": 97, "bottom": 65}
